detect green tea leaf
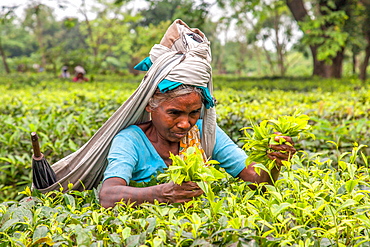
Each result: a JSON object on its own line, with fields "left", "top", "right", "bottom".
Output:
{"left": 241, "top": 111, "right": 315, "bottom": 170}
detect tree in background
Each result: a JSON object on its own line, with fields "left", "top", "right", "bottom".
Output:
{"left": 286, "top": 0, "right": 354, "bottom": 78}
{"left": 76, "top": 0, "right": 138, "bottom": 73}
{"left": 57, "top": 17, "right": 89, "bottom": 72}
{"left": 171, "top": 0, "right": 211, "bottom": 29}
{"left": 40, "top": 17, "right": 89, "bottom": 75}
{"left": 358, "top": 0, "right": 370, "bottom": 82}
{"left": 0, "top": 6, "right": 19, "bottom": 74}
{"left": 259, "top": 1, "right": 296, "bottom": 76}
{"left": 23, "top": 2, "right": 59, "bottom": 70}
{"left": 128, "top": 21, "right": 171, "bottom": 75}
{"left": 138, "top": 0, "right": 180, "bottom": 26}
{"left": 3, "top": 0, "right": 370, "bottom": 78}
{"left": 138, "top": 0, "right": 210, "bottom": 31}
{"left": 200, "top": 20, "right": 225, "bottom": 74}
{"left": 217, "top": 0, "right": 297, "bottom": 76}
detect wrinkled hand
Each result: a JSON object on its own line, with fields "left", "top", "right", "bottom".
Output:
{"left": 161, "top": 181, "right": 203, "bottom": 204}
{"left": 267, "top": 133, "right": 296, "bottom": 166}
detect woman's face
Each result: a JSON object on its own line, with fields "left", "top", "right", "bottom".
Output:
{"left": 147, "top": 92, "right": 202, "bottom": 143}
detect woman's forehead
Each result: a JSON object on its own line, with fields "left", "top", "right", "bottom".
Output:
{"left": 161, "top": 92, "right": 202, "bottom": 107}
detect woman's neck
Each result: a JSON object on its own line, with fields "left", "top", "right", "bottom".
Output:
{"left": 137, "top": 121, "right": 179, "bottom": 166}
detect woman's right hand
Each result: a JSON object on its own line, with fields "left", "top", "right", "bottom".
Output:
{"left": 161, "top": 181, "right": 203, "bottom": 204}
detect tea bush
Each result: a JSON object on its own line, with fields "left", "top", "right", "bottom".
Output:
{"left": 1, "top": 148, "right": 370, "bottom": 246}
{"left": 1, "top": 74, "right": 370, "bottom": 246}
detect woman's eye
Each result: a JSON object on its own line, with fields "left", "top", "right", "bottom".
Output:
{"left": 168, "top": 111, "right": 179, "bottom": 115}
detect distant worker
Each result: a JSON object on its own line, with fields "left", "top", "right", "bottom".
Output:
{"left": 73, "top": 66, "right": 89, "bottom": 82}
{"left": 60, "top": 66, "right": 70, "bottom": 78}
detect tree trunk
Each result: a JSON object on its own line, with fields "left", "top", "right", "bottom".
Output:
{"left": 238, "top": 42, "right": 247, "bottom": 75}
{"left": 359, "top": 0, "right": 370, "bottom": 82}
{"left": 274, "top": 9, "right": 286, "bottom": 76}
{"left": 80, "top": 9, "right": 99, "bottom": 70}
{"left": 359, "top": 42, "right": 370, "bottom": 82}
{"left": 285, "top": 0, "right": 307, "bottom": 23}
{"left": 254, "top": 44, "right": 262, "bottom": 75}
{"left": 286, "top": 0, "right": 345, "bottom": 78}
{"left": 311, "top": 45, "right": 344, "bottom": 78}
{"left": 0, "top": 40, "right": 10, "bottom": 74}
{"left": 262, "top": 42, "right": 276, "bottom": 75}
{"left": 35, "top": 6, "right": 46, "bottom": 69}
{"left": 328, "top": 48, "right": 344, "bottom": 78}
{"left": 352, "top": 50, "right": 357, "bottom": 75}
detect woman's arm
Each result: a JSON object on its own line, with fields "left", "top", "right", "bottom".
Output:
{"left": 99, "top": 177, "right": 203, "bottom": 208}
{"left": 237, "top": 163, "right": 280, "bottom": 185}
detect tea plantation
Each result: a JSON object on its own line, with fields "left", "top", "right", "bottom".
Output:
{"left": 1, "top": 74, "right": 370, "bottom": 246}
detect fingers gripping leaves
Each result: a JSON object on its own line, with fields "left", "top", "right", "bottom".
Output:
{"left": 158, "top": 147, "right": 225, "bottom": 206}
{"left": 158, "top": 147, "right": 225, "bottom": 185}
{"left": 241, "top": 111, "right": 315, "bottom": 171}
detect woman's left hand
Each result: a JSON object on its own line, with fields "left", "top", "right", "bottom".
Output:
{"left": 267, "top": 133, "right": 296, "bottom": 166}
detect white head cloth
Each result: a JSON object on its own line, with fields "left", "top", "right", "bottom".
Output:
{"left": 74, "top": 65, "right": 86, "bottom": 74}
{"left": 149, "top": 19, "right": 216, "bottom": 157}
{"left": 37, "top": 19, "right": 216, "bottom": 193}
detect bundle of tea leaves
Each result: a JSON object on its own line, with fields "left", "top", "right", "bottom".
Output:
{"left": 241, "top": 111, "right": 315, "bottom": 170}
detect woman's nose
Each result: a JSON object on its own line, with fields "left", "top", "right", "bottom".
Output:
{"left": 177, "top": 116, "right": 191, "bottom": 129}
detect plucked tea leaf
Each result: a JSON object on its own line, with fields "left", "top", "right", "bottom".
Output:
{"left": 146, "top": 217, "right": 156, "bottom": 234}
{"left": 270, "top": 202, "right": 291, "bottom": 217}
{"left": 0, "top": 218, "right": 19, "bottom": 231}
{"left": 242, "top": 111, "right": 315, "bottom": 170}
{"left": 345, "top": 180, "right": 358, "bottom": 193}
{"left": 160, "top": 147, "right": 224, "bottom": 185}
{"left": 121, "top": 227, "right": 131, "bottom": 240}
{"left": 337, "top": 199, "right": 357, "bottom": 211}
{"left": 355, "top": 214, "right": 370, "bottom": 228}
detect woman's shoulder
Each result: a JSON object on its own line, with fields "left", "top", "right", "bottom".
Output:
{"left": 114, "top": 125, "right": 145, "bottom": 140}
{"left": 110, "top": 125, "right": 151, "bottom": 150}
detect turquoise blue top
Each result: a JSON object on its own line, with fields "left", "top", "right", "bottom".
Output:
{"left": 104, "top": 119, "right": 247, "bottom": 184}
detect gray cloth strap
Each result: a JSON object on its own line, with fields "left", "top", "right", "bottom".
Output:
{"left": 37, "top": 19, "right": 216, "bottom": 193}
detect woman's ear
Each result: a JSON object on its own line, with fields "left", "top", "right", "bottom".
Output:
{"left": 145, "top": 105, "right": 152, "bottom": 113}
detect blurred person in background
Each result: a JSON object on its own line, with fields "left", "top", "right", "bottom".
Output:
{"left": 73, "top": 65, "right": 89, "bottom": 82}
{"left": 60, "top": 66, "right": 70, "bottom": 78}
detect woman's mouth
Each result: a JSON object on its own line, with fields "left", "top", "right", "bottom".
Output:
{"left": 173, "top": 132, "right": 187, "bottom": 139}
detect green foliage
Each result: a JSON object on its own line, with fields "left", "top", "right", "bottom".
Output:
{"left": 139, "top": 0, "right": 183, "bottom": 26}
{"left": 158, "top": 147, "right": 225, "bottom": 185}
{"left": 241, "top": 111, "right": 315, "bottom": 170}
{"left": 158, "top": 147, "right": 226, "bottom": 207}
{"left": 139, "top": 0, "right": 210, "bottom": 29}
{"left": 1, "top": 74, "right": 370, "bottom": 245}
{"left": 2, "top": 0, "right": 370, "bottom": 79}
{"left": 0, "top": 75, "right": 138, "bottom": 202}
{"left": 1, "top": 144, "right": 370, "bottom": 246}
{"left": 300, "top": 8, "right": 349, "bottom": 63}
{"left": 219, "top": 0, "right": 296, "bottom": 76}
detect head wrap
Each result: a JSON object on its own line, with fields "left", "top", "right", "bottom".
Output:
{"left": 134, "top": 20, "right": 215, "bottom": 109}
{"left": 74, "top": 65, "right": 86, "bottom": 75}
{"left": 135, "top": 19, "right": 216, "bottom": 156}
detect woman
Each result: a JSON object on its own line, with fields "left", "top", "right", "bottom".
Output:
{"left": 99, "top": 85, "right": 295, "bottom": 208}
{"left": 72, "top": 66, "right": 89, "bottom": 82}
{"left": 99, "top": 19, "right": 295, "bottom": 208}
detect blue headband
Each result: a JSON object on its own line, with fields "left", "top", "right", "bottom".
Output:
{"left": 134, "top": 57, "right": 215, "bottom": 109}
